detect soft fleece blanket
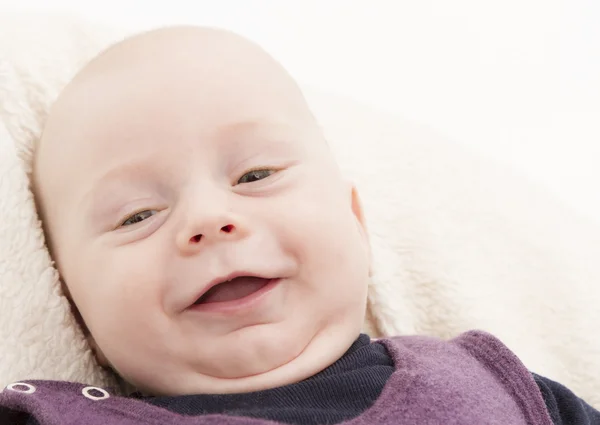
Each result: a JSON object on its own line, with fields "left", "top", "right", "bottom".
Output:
{"left": 1, "top": 13, "right": 599, "bottom": 408}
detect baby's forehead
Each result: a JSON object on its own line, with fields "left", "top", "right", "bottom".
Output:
{"left": 56, "top": 28, "right": 286, "bottom": 109}
{"left": 41, "top": 27, "right": 314, "bottom": 153}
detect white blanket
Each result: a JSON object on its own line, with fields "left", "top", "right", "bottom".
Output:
{"left": 1, "top": 13, "right": 599, "bottom": 408}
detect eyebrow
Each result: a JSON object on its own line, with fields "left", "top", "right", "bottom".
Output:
{"left": 78, "top": 159, "right": 161, "bottom": 215}
{"left": 214, "top": 119, "right": 298, "bottom": 140}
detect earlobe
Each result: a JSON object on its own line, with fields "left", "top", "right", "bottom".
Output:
{"left": 348, "top": 183, "right": 372, "bottom": 275}
{"left": 350, "top": 185, "right": 367, "bottom": 231}
{"left": 348, "top": 182, "right": 368, "bottom": 236}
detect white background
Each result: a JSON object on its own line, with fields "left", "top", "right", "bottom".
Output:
{"left": 2, "top": 0, "right": 599, "bottom": 225}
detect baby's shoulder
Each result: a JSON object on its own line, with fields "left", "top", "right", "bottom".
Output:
{"left": 376, "top": 329, "right": 503, "bottom": 352}
{"left": 376, "top": 329, "right": 524, "bottom": 379}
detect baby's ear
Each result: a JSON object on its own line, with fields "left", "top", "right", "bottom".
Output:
{"left": 344, "top": 181, "right": 367, "bottom": 232}
{"left": 346, "top": 181, "right": 372, "bottom": 273}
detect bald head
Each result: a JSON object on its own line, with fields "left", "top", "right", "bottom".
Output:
{"left": 34, "top": 26, "right": 321, "bottom": 253}
{"left": 64, "top": 26, "right": 304, "bottom": 96}
{"left": 38, "top": 26, "right": 313, "bottom": 158}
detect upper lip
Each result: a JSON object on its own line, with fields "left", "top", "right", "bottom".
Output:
{"left": 189, "top": 271, "right": 273, "bottom": 307}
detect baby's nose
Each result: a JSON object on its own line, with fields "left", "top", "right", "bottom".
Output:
{"left": 189, "top": 223, "right": 235, "bottom": 244}
{"left": 177, "top": 212, "right": 249, "bottom": 255}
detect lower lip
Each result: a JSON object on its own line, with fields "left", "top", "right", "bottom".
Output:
{"left": 188, "top": 278, "right": 281, "bottom": 314}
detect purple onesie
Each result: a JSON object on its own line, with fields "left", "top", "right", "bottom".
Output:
{"left": 0, "top": 331, "right": 553, "bottom": 424}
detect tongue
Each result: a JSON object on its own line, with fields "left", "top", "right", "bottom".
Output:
{"left": 199, "top": 277, "right": 269, "bottom": 304}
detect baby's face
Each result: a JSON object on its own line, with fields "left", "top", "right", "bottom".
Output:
{"left": 34, "top": 28, "right": 371, "bottom": 396}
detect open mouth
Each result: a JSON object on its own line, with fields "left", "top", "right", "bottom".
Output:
{"left": 194, "top": 276, "right": 272, "bottom": 305}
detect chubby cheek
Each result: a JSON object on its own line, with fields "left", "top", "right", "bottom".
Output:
{"left": 274, "top": 182, "right": 370, "bottom": 312}
{"left": 71, "top": 243, "right": 171, "bottom": 359}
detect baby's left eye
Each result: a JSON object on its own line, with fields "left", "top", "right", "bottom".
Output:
{"left": 237, "top": 169, "right": 276, "bottom": 184}
{"left": 120, "top": 209, "right": 158, "bottom": 227}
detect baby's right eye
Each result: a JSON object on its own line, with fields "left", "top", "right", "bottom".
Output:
{"left": 120, "top": 210, "right": 158, "bottom": 227}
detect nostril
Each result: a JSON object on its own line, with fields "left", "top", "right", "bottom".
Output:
{"left": 191, "top": 234, "right": 202, "bottom": 243}
{"left": 221, "top": 224, "right": 234, "bottom": 233}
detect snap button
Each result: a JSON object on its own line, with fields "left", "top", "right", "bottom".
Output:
{"left": 6, "top": 382, "right": 36, "bottom": 394}
{"left": 82, "top": 386, "right": 110, "bottom": 401}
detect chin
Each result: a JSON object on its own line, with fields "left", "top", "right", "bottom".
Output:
{"left": 191, "top": 323, "right": 360, "bottom": 395}
{"left": 203, "top": 324, "right": 312, "bottom": 380}
{"left": 130, "top": 320, "right": 362, "bottom": 396}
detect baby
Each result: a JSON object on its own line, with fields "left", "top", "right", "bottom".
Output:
{"left": 0, "top": 26, "right": 598, "bottom": 425}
